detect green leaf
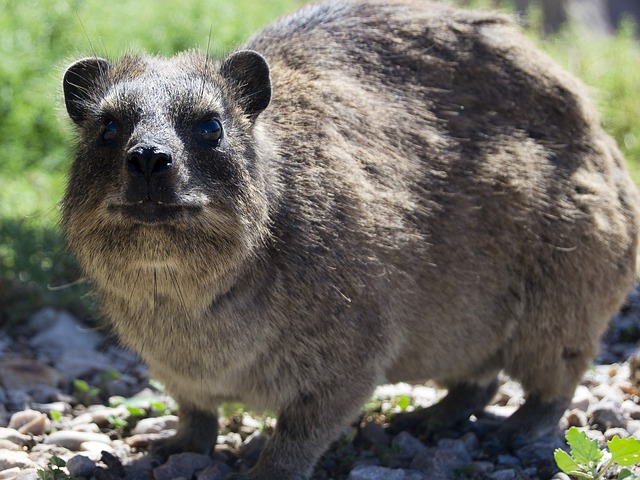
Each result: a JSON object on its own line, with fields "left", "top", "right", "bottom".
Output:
{"left": 396, "top": 395, "right": 411, "bottom": 411}
{"left": 555, "top": 448, "right": 583, "bottom": 474}
{"left": 618, "top": 467, "right": 639, "bottom": 480}
{"left": 50, "top": 456, "right": 66, "bottom": 468}
{"left": 609, "top": 436, "right": 640, "bottom": 467}
{"left": 126, "top": 405, "right": 146, "bottom": 417}
{"left": 567, "top": 427, "right": 603, "bottom": 466}
{"left": 49, "top": 410, "right": 62, "bottom": 422}
{"left": 73, "top": 379, "right": 89, "bottom": 393}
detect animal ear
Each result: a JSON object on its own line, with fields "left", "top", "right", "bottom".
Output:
{"left": 221, "top": 50, "right": 271, "bottom": 118}
{"left": 63, "top": 57, "right": 111, "bottom": 123}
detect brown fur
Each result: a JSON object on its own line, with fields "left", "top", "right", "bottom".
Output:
{"left": 62, "top": 1, "right": 640, "bottom": 478}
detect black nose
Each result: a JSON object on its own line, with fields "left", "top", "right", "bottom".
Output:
{"left": 127, "top": 145, "right": 173, "bottom": 178}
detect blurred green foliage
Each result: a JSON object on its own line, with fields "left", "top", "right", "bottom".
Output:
{"left": 1, "top": 0, "right": 639, "bottom": 324}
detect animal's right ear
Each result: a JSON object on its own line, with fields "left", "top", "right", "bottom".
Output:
{"left": 63, "top": 58, "right": 111, "bottom": 123}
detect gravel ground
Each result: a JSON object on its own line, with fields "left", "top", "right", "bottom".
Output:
{"left": 1, "top": 286, "right": 640, "bottom": 480}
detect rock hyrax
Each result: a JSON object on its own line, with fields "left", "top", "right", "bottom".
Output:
{"left": 62, "top": 0, "right": 640, "bottom": 478}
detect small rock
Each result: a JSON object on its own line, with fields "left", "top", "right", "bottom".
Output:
{"left": 29, "top": 308, "right": 102, "bottom": 357}
{"left": 197, "top": 462, "right": 234, "bottom": 480}
{"left": 44, "top": 430, "right": 112, "bottom": 450}
{"left": 623, "top": 400, "right": 640, "bottom": 420}
{"left": 515, "top": 438, "right": 566, "bottom": 465}
{"left": 67, "top": 454, "right": 97, "bottom": 478}
{"left": 391, "top": 431, "right": 427, "bottom": 461}
{"left": 131, "top": 415, "right": 178, "bottom": 435}
{"left": 0, "top": 468, "right": 20, "bottom": 480}
{"left": 8, "top": 409, "right": 50, "bottom": 435}
{"left": 471, "top": 461, "right": 495, "bottom": 474}
{"left": 565, "top": 409, "right": 588, "bottom": 428}
{"left": 54, "top": 350, "right": 114, "bottom": 382}
{"left": 570, "top": 385, "right": 594, "bottom": 411}
{"left": 0, "top": 450, "right": 39, "bottom": 470}
{"left": 496, "top": 454, "right": 520, "bottom": 467}
{"left": 488, "top": 469, "right": 517, "bottom": 480}
{"left": 125, "top": 432, "right": 170, "bottom": 449}
{"left": 347, "top": 465, "right": 406, "bottom": 480}
{"left": 0, "top": 359, "right": 63, "bottom": 391}
{"left": 86, "top": 406, "right": 130, "bottom": 427}
{"left": 360, "top": 421, "right": 391, "bottom": 446}
{"left": 551, "top": 474, "right": 571, "bottom": 480}
{"left": 152, "top": 452, "right": 213, "bottom": 480}
{"left": 459, "top": 432, "right": 480, "bottom": 452}
{"left": 409, "top": 447, "right": 465, "bottom": 479}
{"left": 0, "top": 439, "right": 22, "bottom": 450}
{"left": 604, "top": 427, "right": 630, "bottom": 441}
{"left": 81, "top": 440, "right": 116, "bottom": 456}
{"left": 590, "top": 401, "right": 627, "bottom": 430}
{"left": 30, "top": 401, "right": 72, "bottom": 415}
{"left": 436, "top": 438, "right": 471, "bottom": 463}
{"left": 0, "top": 427, "right": 32, "bottom": 446}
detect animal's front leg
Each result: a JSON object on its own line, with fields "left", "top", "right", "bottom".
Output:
{"left": 230, "top": 386, "right": 374, "bottom": 480}
{"left": 151, "top": 401, "right": 219, "bottom": 458}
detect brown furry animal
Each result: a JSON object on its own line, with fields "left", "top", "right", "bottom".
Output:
{"left": 62, "top": 0, "right": 640, "bottom": 478}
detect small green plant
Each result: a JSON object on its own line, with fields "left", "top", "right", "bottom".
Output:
{"left": 36, "top": 456, "right": 75, "bottom": 480}
{"left": 554, "top": 427, "right": 640, "bottom": 479}
{"left": 72, "top": 378, "right": 101, "bottom": 404}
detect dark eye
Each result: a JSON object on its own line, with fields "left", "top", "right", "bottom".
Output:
{"left": 196, "top": 118, "right": 223, "bottom": 144}
{"left": 102, "top": 119, "right": 119, "bottom": 142}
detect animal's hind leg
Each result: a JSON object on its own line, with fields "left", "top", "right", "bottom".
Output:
{"left": 490, "top": 392, "right": 570, "bottom": 449}
{"left": 389, "top": 377, "right": 499, "bottom": 438}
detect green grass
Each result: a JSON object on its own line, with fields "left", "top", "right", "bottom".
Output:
{"left": 1, "top": 0, "right": 640, "bottom": 323}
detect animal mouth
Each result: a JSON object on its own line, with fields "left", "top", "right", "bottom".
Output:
{"left": 109, "top": 200, "right": 203, "bottom": 224}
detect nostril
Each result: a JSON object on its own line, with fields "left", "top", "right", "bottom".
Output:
{"left": 127, "top": 146, "right": 173, "bottom": 178}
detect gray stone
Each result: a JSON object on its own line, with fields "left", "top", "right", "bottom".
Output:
{"left": 496, "top": 454, "right": 520, "bottom": 467}
{"left": 131, "top": 415, "right": 179, "bottom": 435}
{"left": 67, "top": 454, "right": 97, "bottom": 478}
{"left": 360, "top": 421, "right": 391, "bottom": 446}
{"left": 409, "top": 447, "right": 465, "bottom": 479}
{"left": 391, "top": 431, "right": 428, "bottom": 461}
{"left": 436, "top": 438, "right": 471, "bottom": 463}
{"left": 44, "top": 430, "right": 112, "bottom": 450}
{"left": 8, "top": 409, "right": 50, "bottom": 435}
{"left": 30, "top": 308, "right": 102, "bottom": 357}
{"left": 0, "top": 427, "right": 32, "bottom": 447}
{"left": 0, "top": 450, "right": 39, "bottom": 470}
{"left": 487, "top": 469, "right": 517, "bottom": 480}
{"left": 590, "top": 401, "right": 627, "bottom": 429}
{"left": 197, "top": 462, "right": 234, "bottom": 480}
{"left": 347, "top": 465, "right": 408, "bottom": 480}
{"left": 152, "top": 452, "right": 213, "bottom": 480}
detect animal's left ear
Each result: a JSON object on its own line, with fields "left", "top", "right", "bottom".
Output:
{"left": 221, "top": 50, "right": 271, "bottom": 119}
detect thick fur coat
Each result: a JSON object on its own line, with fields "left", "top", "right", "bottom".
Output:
{"left": 62, "top": 1, "right": 640, "bottom": 478}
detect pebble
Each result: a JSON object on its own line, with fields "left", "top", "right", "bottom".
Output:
{"left": 0, "top": 450, "right": 39, "bottom": 470}
{"left": 0, "top": 359, "right": 64, "bottom": 391}
{"left": 8, "top": 409, "right": 50, "bottom": 435}
{"left": 391, "top": 431, "right": 428, "bottom": 461}
{"left": 66, "top": 454, "right": 97, "bottom": 478}
{"left": 348, "top": 465, "right": 423, "bottom": 480}
{"left": 0, "top": 427, "right": 32, "bottom": 446}
{"left": 44, "top": 430, "right": 112, "bottom": 450}
{"left": 131, "top": 415, "right": 178, "bottom": 435}
{"left": 409, "top": 447, "right": 465, "bottom": 479}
